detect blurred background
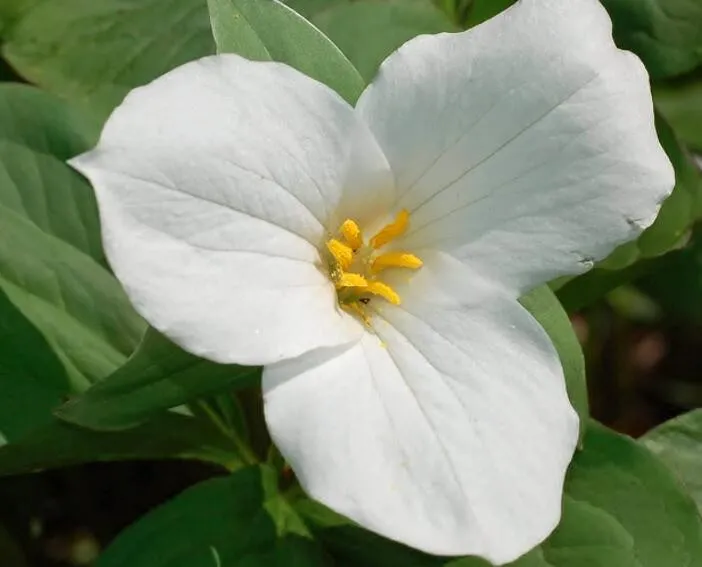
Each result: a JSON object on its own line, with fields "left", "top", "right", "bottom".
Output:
{"left": 0, "top": 0, "right": 701, "bottom": 564}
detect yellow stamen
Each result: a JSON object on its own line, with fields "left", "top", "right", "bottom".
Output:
{"left": 326, "top": 239, "right": 353, "bottom": 270}
{"left": 366, "top": 281, "right": 401, "bottom": 305}
{"left": 370, "top": 209, "right": 410, "bottom": 249}
{"left": 340, "top": 219, "right": 363, "bottom": 251}
{"left": 337, "top": 272, "right": 368, "bottom": 288}
{"left": 371, "top": 251, "right": 423, "bottom": 273}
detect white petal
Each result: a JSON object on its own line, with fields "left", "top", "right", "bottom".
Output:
{"left": 263, "top": 252, "right": 578, "bottom": 563}
{"left": 356, "top": 0, "right": 674, "bottom": 293}
{"left": 71, "top": 54, "right": 393, "bottom": 364}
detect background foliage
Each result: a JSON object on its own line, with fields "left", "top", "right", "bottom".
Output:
{"left": 0, "top": 0, "right": 701, "bottom": 565}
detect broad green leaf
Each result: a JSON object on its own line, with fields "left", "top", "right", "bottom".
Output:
{"left": 564, "top": 422, "right": 702, "bottom": 567}
{"left": 0, "top": 85, "right": 144, "bottom": 389}
{"left": 208, "top": 0, "right": 364, "bottom": 104}
{"left": 642, "top": 409, "right": 702, "bottom": 515}
{"left": 520, "top": 285, "right": 588, "bottom": 440}
{"left": 282, "top": 0, "right": 349, "bottom": 19}
{"left": 56, "top": 328, "right": 261, "bottom": 431}
{"left": 655, "top": 72, "right": 702, "bottom": 152}
{"left": 311, "top": 0, "right": 457, "bottom": 82}
{"left": 0, "top": 413, "right": 245, "bottom": 476}
{"left": 600, "top": 0, "right": 702, "bottom": 80}
{"left": 0, "top": 0, "right": 215, "bottom": 121}
{"left": 97, "top": 465, "right": 328, "bottom": 567}
{"left": 0, "top": 289, "right": 69, "bottom": 443}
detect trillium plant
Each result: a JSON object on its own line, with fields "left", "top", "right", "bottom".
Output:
{"left": 71, "top": 0, "right": 673, "bottom": 561}
{"left": 2, "top": 0, "right": 702, "bottom": 565}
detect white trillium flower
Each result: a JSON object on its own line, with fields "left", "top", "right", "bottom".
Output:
{"left": 70, "top": 0, "right": 673, "bottom": 563}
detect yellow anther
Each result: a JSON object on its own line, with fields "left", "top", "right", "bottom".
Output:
{"left": 366, "top": 281, "right": 401, "bottom": 305}
{"left": 340, "top": 219, "right": 363, "bottom": 251}
{"left": 371, "top": 252, "right": 423, "bottom": 273}
{"left": 337, "top": 272, "right": 368, "bottom": 288}
{"left": 370, "top": 209, "right": 409, "bottom": 249}
{"left": 326, "top": 239, "right": 354, "bottom": 270}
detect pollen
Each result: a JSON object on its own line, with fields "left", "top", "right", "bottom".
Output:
{"left": 339, "top": 219, "right": 363, "bottom": 251}
{"left": 326, "top": 238, "right": 353, "bottom": 270}
{"left": 324, "top": 209, "right": 422, "bottom": 323}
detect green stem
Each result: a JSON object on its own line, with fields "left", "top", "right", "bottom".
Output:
{"left": 196, "top": 399, "right": 259, "bottom": 467}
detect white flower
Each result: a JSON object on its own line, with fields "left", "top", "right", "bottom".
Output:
{"left": 70, "top": 0, "right": 673, "bottom": 563}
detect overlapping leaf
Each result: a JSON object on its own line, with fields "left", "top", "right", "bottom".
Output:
{"left": 209, "top": 0, "right": 363, "bottom": 103}
{"left": 0, "top": 0, "right": 215, "bottom": 121}
{"left": 0, "top": 85, "right": 144, "bottom": 391}
{"left": 642, "top": 409, "right": 702, "bottom": 516}
{"left": 97, "top": 465, "right": 329, "bottom": 567}
{"left": 57, "top": 328, "right": 261, "bottom": 431}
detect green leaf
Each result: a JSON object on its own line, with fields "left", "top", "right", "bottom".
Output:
{"left": 638, "top": 230, "right": 702, "bottom": 324}
{"left": 208, "top": 0, "right": 364, "bottom": 104}
{"left": 281, "top": 0, "right": 349, "bottom": 19}
{"left": 600, "top": 0, "right": 702, "bottom": 80}
{"left": 563, "top": 421, "right": 702, "bottom": 567}
{"left": 463, "top": 0, "right": 515, "bottom": 27}
{"left": 520, "top": 285, "right": 588, "bottom": 440}
{"left": 56, "top": 327, "right": 261, "bottom": 431}
{"left": 0, "top": 413, "right": 244, "bottom": 476}
{"left": 311, "top": 0, "right": 457, "bottom": 82}
{"left": 0, "top": 289, "right": 69, "bottom": 443}
{"left": 0, "top": 84, "right": 144, "bottom": 388}
{"left": 0, "top": 0, "right": 215, "bottom": 121}
{"left": 655, "top": 72, "right": 702, "bottom": 152}
{"left": 641, "top": 409, "right": 702, "bottom": 516}
{"left": 97, "top": 465, "right": 328, "bottom": 567}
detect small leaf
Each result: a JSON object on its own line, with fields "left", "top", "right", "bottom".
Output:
{"left": 97, "top": 465, "right": 328, "bottom": 567}
{"left": 311, "top": 0, "right": 457, "bottom": 82}
{"left": 520, "top": 285, "right": 589, "bottom": 440}
{"left": 208, "top": 0, "right": 364, "bottom": 104}
{"left": 56, "top": 328, "right": 261, "bottom": 431}
{"left": 641, "top": 409, "right": 702, "bottom": 516}
{"left": 0, "top": 413, "right": 244, "bottom": 477}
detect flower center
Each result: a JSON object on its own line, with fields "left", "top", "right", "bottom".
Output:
{"left": 324, "top": 209, "right": 423, "bottom": 323}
